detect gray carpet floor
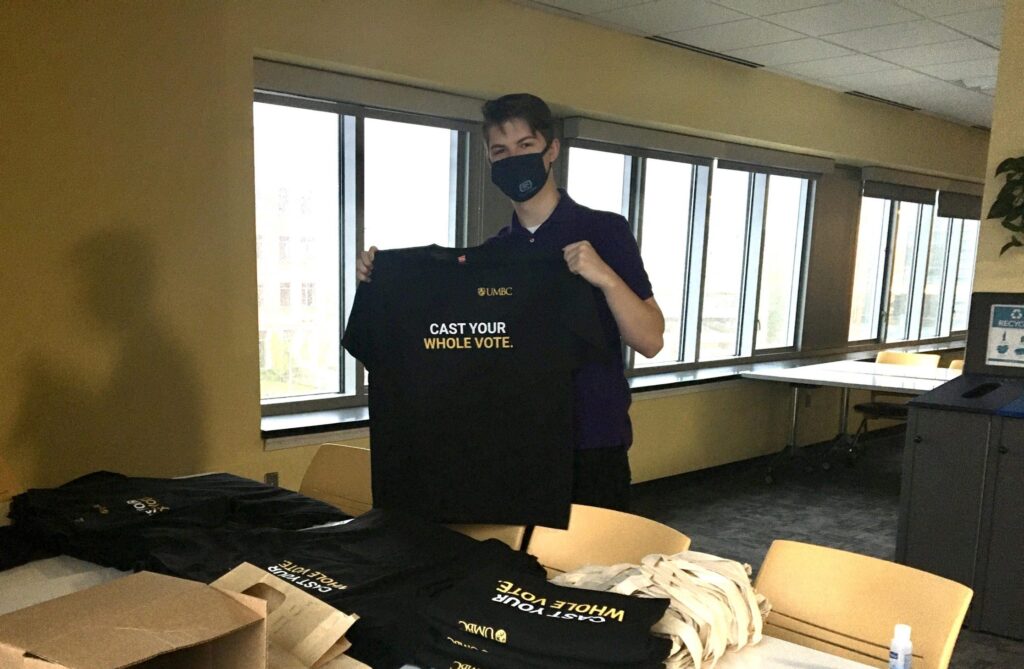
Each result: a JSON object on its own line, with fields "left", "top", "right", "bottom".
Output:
{"left": 630, "top": 433, "right": 1024, "bottom": 669}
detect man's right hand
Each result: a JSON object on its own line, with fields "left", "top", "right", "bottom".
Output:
{"left": 357, "top": 246, "right": 377, "bottom": 282}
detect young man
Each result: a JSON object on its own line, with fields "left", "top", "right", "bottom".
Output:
{"left": 357, "top": 93, "right": 663, "bottom": 511}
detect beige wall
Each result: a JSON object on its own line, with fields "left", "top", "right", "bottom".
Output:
{"left": 975, "top": 0, "right": 1024, "bottom": 291}
{"left": 0, "top": 0, "right": 992, "bottom": 491}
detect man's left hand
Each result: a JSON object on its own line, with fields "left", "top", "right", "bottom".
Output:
{"left": 563, "top": 240, "right": 617, "bottom": 291}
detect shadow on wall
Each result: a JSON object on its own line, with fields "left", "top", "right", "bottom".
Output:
{"left": 11, "top": 227, "right": 206, "bottom": 486}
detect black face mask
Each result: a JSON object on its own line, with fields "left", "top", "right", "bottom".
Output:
{"left": 490, "top": 147, "right": 550, "bottom": 202}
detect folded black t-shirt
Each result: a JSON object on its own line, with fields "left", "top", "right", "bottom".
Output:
{"left": 342, "top": 244, "right": 611, "bottom": 528}
{"left": 9, "top": 471, "right": 349, "bottom": 568}
{"left": 419, "top": 628, "right": 670, "bottom": 669}
{"left": 139, "top": 508, "right": 546, "bottom": 669}
{"left": 419, "top": 563, "right": 671, "bottom": 667}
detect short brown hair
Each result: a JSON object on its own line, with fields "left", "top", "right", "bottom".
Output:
{"left": 481, "top": 93, "right": 554, "bottom": 146}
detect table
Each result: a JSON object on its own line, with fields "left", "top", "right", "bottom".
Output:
{"left": 1, "top": 556, "right": 873, "bottom": 668}
{"left": 742, "top": 360, "right": 961, "bottom": 478}
{"left": 716, "top": 635, "right": 874, "bottom": 668}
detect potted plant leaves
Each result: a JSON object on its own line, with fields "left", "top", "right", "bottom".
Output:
{"left": 987, "top": 154, "right": 1024, "bottom": 255}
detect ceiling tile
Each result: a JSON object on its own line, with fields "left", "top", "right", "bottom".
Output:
{"left": 874, "top": 38, "right": 998, "bottom": 67}
{"left": 596, "top": 0, "right": 746, "bottom": 34}
{"left": 894, "top": 0, "right": 1002, "bottom": 18}
{"left": 531, "top": 0, "right": 650, "bottom": 15}
{"left": 725, "top": 38, "right": 853, "bottom": 66}
{"left": 774, "top": 54, "right": 900, "bottom": 78}
{"left": 915, "top": 57, "right": 999, "bottom": 81}
{"left": 936, "top": 6, "right": 1003, "bottom": 40}
{"left": 961, "top": 74, "right": 997, "bottom": 93}
{"left": 825, "top": 19, "right": 961, "bottom": 51}
{"left": 886, "top": 80, "right": 992, "bottom": 121}
{"left": 765, "top": 0, "right": 919, "bottom": 36}
{"left": 825, "top": 67, "right": 933, "bottom": 93}
{"left": 709, "top": 0, "right": 838, "bottom": 16}
{"left": 660, "top": 18, "right": 805, "bottom": 51}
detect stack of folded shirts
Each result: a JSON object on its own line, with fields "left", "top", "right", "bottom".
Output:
{"left": 418, "top": 564, "right": 672, "bottom": 668}
{"left": 8, "top": 471, "right": 350, "bottom": 569}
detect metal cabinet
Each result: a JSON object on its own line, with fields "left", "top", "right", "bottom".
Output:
{"left": 898, "top": 405, "right": 1024, "bottom": 639}
{"left": 976, "top": 418, "right": 1024, "bottom": 639}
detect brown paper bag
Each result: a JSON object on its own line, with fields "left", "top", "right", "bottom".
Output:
{"left": 212, "top": 562, "right": 360, "bottom": 669}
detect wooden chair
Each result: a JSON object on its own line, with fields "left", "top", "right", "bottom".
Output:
{"left": 525, "top": 504, "right": 691, "bottom": 576}
{"left": 874, "top": 351, "right": 942, "bottom": 368}
{"left": 844, "top": 351, "right": 941, "bottom": 461}
{"left": 300, "top": 444, "right": 527, "bottom": 548}
{"left": 755, "top": 540, "right": 972, "bottom": 669}
{"left": 949, "top": 359, "right": 964, "bottom": 371}
{"left": 298, "top": 443, "right": 373, "bottom": 516}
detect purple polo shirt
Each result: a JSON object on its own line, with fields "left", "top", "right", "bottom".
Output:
{"left": 486, "top": 190, "right": 653, "bottom": 451}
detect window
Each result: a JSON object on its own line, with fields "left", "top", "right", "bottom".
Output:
{"left": 701, "top": 167, "right": 749, "bottom": 361}
{"left": 758, "top": 175, "right": 808, "bottom": 350}
{"left": 363, "top": 118, "right": 458, "bottom": 250}
{"left": 567, "top": 144, "right": 811, "bottom": 370}
{"left": 566, "top": 147, "right": 630, "bottom": 217}
{"left": 258, "top": 330, "right": 269, "bottom": 369}
{"left": 254, "top": 93, "right": 478, "bottom": 412}
{"left": 848, "top": 194, "right": 977, "bottom": 343}
{"left": 638, "top": 158, "right": 692, "bottom": 367}
{"left": 849, "top": 197, "right": 890, "bottom": 341}
{"left": 256, "top": 69, "right": 825, "bottom": 416}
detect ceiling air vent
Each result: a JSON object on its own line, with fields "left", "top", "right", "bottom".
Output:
{"left": 646, "top": 36, "right": 762, "bottom": 68}
{"left": 844, "top": 91, "right": 919, "bottom": 112}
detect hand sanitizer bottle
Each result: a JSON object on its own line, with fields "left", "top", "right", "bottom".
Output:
{"left": 889, "top": 623, "right": 912, "bottom": 669}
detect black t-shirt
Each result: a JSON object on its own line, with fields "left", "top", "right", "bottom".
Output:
{"left": 342, "top": 245, "right": 610, "bottom": 528}
{"left": 139, "top": 509, "right": 546, "bottom": 669}
{"left": 418, "top": 563, "right": 671, "bottom": 668}
{"left": 8, "top": 471, "right": 350, "bottom": 569}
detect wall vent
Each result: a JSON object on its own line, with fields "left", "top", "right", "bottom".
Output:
{"left": 844, "top": 90, "right": 919, "bottom": 112}
{"left": 646, "top": 36, "right": 763, "bottom": 68}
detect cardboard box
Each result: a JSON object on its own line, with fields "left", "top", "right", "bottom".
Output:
{"left": 0, "top": 571, "right": 266, "bottom": 669}
{"left": 211, "top": 563, "right": 363, "bottom": 669}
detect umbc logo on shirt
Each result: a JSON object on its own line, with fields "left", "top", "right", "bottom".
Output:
{"left": 458, "top": 620, "right": 508, "bottom": 643}
{"left": 478, "top": 286, "right": 513, "bottom": 297}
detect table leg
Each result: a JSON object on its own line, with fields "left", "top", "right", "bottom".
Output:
{"left": 766, "top": 385, "right": 803, "bottom": 483}
{"left": 837, "top": 386, "right": 850, "bottom": 436}
{"left": 821, "top": 387, "right": 853, "bottom": 470}
{"left": 787, "top": 385, "right": 801, "bottom": 456}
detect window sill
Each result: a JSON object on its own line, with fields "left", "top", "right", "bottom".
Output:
{"left": 261, "top": 338, "right": 965, "bottom": 445}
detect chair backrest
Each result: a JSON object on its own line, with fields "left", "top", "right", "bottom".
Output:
{"left": 949, "top": 359, "right": 964, "bottom": 371}
{"left": 299, "top": 443, "right": 373, "bottom": 516}
{"left": 755, "top": 540, "right": 972, "bottom": 669}
{"left": 446, "top": 524, "right": 527, "bottom": 550}
{"left": 875, "top": 351, "right": 941, "bottom": 368}
{"left": 525, "top": 504, "right": 691, "bottom": 575}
